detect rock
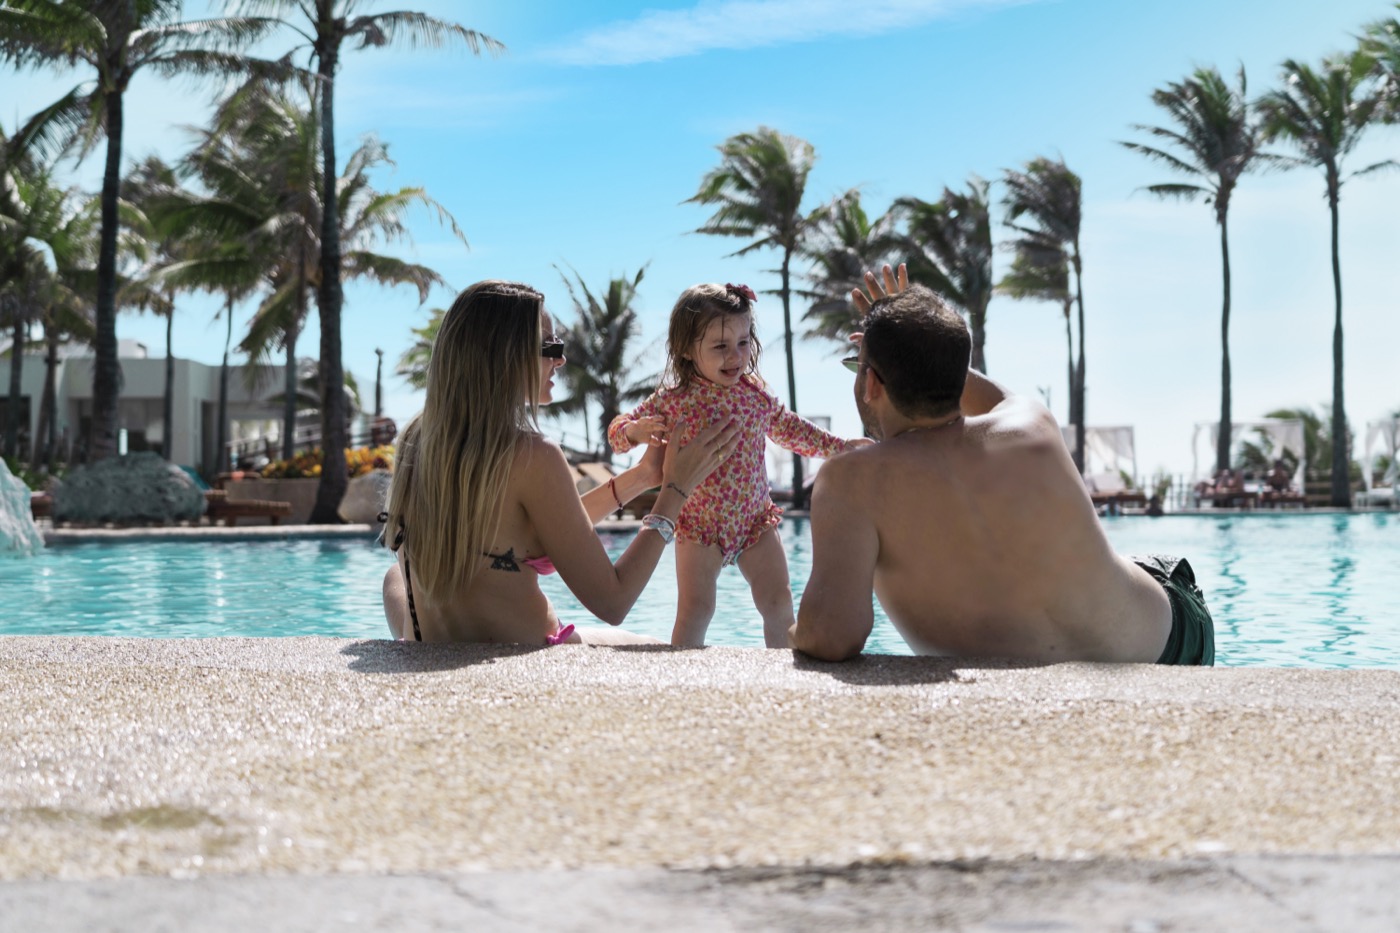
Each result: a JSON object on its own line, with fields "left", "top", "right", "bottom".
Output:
{"left": 338, "top": 469, "right": 393, "bottom": 524}
{"left": 0, "top": 460, "right": 43, "bottom": 555}
{"left": 52, "top": 452, "right": 206, "bottom": 526}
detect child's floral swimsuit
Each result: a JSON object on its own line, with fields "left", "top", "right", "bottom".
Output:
{"left": 609, "top": 375, "right": 858, "bottom": 565}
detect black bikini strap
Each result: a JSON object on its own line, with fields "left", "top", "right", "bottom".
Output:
{"left": 403, "top": 550, "right": 421, "bottom": 642}
{"left": 380, "top": 512, "right": 421, "bottom": 641}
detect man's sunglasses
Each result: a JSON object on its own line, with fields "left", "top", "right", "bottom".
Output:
{"left": 541, "top": 339, "right": 566, "bottom": 360}
{"left": 841, "top": 355, "right": 861, "bottom": 373}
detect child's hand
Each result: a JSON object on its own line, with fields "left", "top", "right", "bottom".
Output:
{"left": 627, "top": 416, "right": 670, "bottom": 447}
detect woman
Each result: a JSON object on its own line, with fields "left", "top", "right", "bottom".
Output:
{"left": 381, "top": 280, "right": 739, "bottom": 644}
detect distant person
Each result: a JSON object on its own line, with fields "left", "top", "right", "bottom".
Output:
{"left": 609, "top": 283, "right": 871, "bottom": 648}
{"left": 789, "top": 265, "right": 1214, "bottom": 665}
{"left": 381, "top": 280, "right": 739, "bottom": 644}
{"left": 1266, "top": 459, "right": 1292, "bottom": 493}
{"left": 369, "top": 416, "right": 398, "bottom": 447}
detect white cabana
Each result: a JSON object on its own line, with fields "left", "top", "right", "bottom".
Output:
{"left": 1061, "top": 425, "right": 1137, "bottom": 485}
{"left": 1191, "top": 420, "right": 1307, "bottom": 490}
{"left": 1360, "top": 418, "right": 1399, "bottom": 507}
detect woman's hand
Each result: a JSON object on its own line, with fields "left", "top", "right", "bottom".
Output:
{"left": 661, "top": 418, "right": 740, "bottom": 493}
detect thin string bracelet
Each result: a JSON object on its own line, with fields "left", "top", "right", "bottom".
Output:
{"left": 665, "top": 482, "right": 689, "bottom": 499}
{"left": 608, "top": 477, "right": 623, "bottom": 513}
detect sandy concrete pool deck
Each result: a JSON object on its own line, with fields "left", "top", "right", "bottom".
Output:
{"left": 1, "top": 636, "right": 1398, "bottom": 931}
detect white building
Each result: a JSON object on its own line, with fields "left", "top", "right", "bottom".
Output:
{"left": 0, "top": 339, "right": 289, "bottom": 476}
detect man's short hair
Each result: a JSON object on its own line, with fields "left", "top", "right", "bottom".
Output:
{"left": 862, "top": 285, "right": 970, "bottom": 418}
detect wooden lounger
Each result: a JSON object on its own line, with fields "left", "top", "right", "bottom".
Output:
{"left": 204, "top": 489, "right": 293, "bottom": 526}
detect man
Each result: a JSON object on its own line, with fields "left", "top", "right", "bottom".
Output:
{"left": 789, "top": 265, "right": 1213, "bottom": 665}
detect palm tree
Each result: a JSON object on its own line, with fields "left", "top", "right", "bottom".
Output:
{"left": 1121, "top": 66, "right": 1272, "bottom": 476}
{"left": 142, "top": 166, "right": 270, "bottom": 473}
{"left": 1002, "top": 157, "right": 1086, "bottom": 472}
{"left": 688, "top": 126, "right": 820, "bottom": 506}
{"left": 0, "top": 145, "right": 62, "bottom": 457}
{"left": 0, "top": 1, "right": 283, "bottom": 462}
{"left": 395, "top": 307, "right": 442, "bottom": 391}
{"left": 800, "top": 190, "right": 901, "bottom": 347}
{"left": 894, "top": 177, "right": 994, "bottom": 373}
{"left": 1256, "top": 50, "right": 1390, "bottom": 507}
{"left": 230, "top": 0, "right": 501, "bottom": 521}
{"left": 121, "top": 156, "right": 192, "bottom": 461}
{"left": 0, "top": 129, "right": 98, "bottom": 469}
{"left": 996, "top": 250, "right": 1073, "bottom": 423}
{"left": 187, "top": 80, "right": 459, "bottom": 462}
{"left": 549, "top": 265, "right": 655, "bottom": 461}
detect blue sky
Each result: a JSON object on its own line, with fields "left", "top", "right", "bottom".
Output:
{"left": 5, "top": 0, "right": 1400, "bottom": 479}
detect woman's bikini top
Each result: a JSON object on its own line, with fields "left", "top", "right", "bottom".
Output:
{"left": 381, "top": 513, "right": 556, "bottom": 642}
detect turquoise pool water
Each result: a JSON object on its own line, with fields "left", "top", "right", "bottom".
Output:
{"left": 2, "top": 514, "right": 1396, "bottom": 667}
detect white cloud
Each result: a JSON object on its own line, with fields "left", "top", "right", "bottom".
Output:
{"left": 539, "top": 0, "right": 1032, "bottom": 67}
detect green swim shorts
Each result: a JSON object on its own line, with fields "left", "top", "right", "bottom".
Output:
{"left": 1132, "top": 555, "right": 1216, "bottom": 666}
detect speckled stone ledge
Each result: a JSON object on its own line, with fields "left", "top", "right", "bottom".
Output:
{"left": 0, "top": 637, "right": 1396, "bottom": 882}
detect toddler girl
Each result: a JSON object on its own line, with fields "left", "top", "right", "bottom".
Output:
{"left": 609, "top": 282, "right": 869, "bottom": 647}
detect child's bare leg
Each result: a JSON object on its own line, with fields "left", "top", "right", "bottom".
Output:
{"left": 673, "top": 540, "right": 723, "bottom": 647}
{"left": 737, "top": 528, "right": 794, "bottom": 648}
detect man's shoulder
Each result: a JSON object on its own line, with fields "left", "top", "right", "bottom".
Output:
{"left": 811, "top": 442, "right": 880, "bottom": 495}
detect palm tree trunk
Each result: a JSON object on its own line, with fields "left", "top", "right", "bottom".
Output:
{"left": 1327, "top": 179, "right": 1349, "bottom": 508}
{"left": 162, "top": 298, "right": 174, "bottom": 461}
{"left": 217, "top": 297, "right": 232, "bottom": 476}
{"left": 1071, "top": 247, "right": 1087, "bottom": 475}
{"left": 283, "top": 326, "right": 299, "bottom": 462}
{"left": 781, "top": 249, "right": 806, "bottom": 509}
{"left": 91, "top": 89, "right": 125, "bottom": 462}
{"left": 1216, "top": 213, "right": 1233, "bottom": 476}
{"left": 41, "top": 324, "right": 58, "bottom": 472}
{"left": 284, "top": 254, "right": 307, "bottom": 461}
{"left": 30, "top": 314, "right": 52, "bottom": 473}
{"left": 1063, "top": 303, "right": 1074, "bottom": 426}
{"left": 6, "top": 312, "right": 22, "bottom": 457}
{"left": 970, "top": 300, "right": 987, "bottom": 374}
{"left": 311, "top": 48, "right": 348, "bottom": 523}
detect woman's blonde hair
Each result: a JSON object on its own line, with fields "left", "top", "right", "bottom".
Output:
{"left": 661, "top": 283, "right": 762, "bottom": 389}
{"left": 383, "top": 280, "right": 544, "bottom": 602}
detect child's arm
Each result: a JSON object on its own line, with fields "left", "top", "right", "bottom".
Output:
{"left": 608, "top": 393, "right": 669, "bottom": 454}
{"left": 768, "top": 403, "right": 866, "bottom": 459}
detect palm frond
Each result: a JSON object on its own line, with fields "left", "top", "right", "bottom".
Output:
{"left": 345, "top": 11, "right": 504, "bottom": 56}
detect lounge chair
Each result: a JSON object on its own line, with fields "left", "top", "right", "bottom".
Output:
{"left": 204, "top": 489, "right": 293, "bottom": 526}
{"left": 1085, "top": 472, "right": 1148, "bottom": 515}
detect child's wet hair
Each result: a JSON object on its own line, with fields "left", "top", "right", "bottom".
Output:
{"left": 662, "top": 283, "right": 763, "bottom": 388}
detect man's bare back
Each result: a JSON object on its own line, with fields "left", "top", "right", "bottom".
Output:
{"left": 798, "top": 384, "right": 1171, "bottom": 662}
{"left": 790, "top": 270, "right": 1200, "bottom": 664}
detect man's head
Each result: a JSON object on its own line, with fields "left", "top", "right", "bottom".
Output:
{"left": 857, "top": 284, "right": 970, "bottom": 422}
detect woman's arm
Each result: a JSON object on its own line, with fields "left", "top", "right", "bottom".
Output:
{"left": 526, "top": 420, "right": 739, "bottom": 625}
{"left": 579, "top": 444, "right": 665, "bottom": 524}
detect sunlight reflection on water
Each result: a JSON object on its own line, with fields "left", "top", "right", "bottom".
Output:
{"left": 2, "top": 513, "right": 1396, "bottom": 667}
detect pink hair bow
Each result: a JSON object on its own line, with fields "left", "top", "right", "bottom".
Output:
{"left": 725, "top": 283, "right": 757, "bottom": 303}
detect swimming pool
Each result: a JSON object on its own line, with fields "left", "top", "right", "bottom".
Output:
{"left": 2, "top": 514, "right": 1396, "bottom": 667}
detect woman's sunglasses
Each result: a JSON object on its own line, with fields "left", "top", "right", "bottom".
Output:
{"left": 541, "top": 339, "right": 566, "bottom": 360}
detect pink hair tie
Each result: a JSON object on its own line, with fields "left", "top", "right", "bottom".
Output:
{"left": 724, "top": 283, "right": 757, "bottom": 303}
{"left": 545, "top": 624, "right": 576, "bottom": 646}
